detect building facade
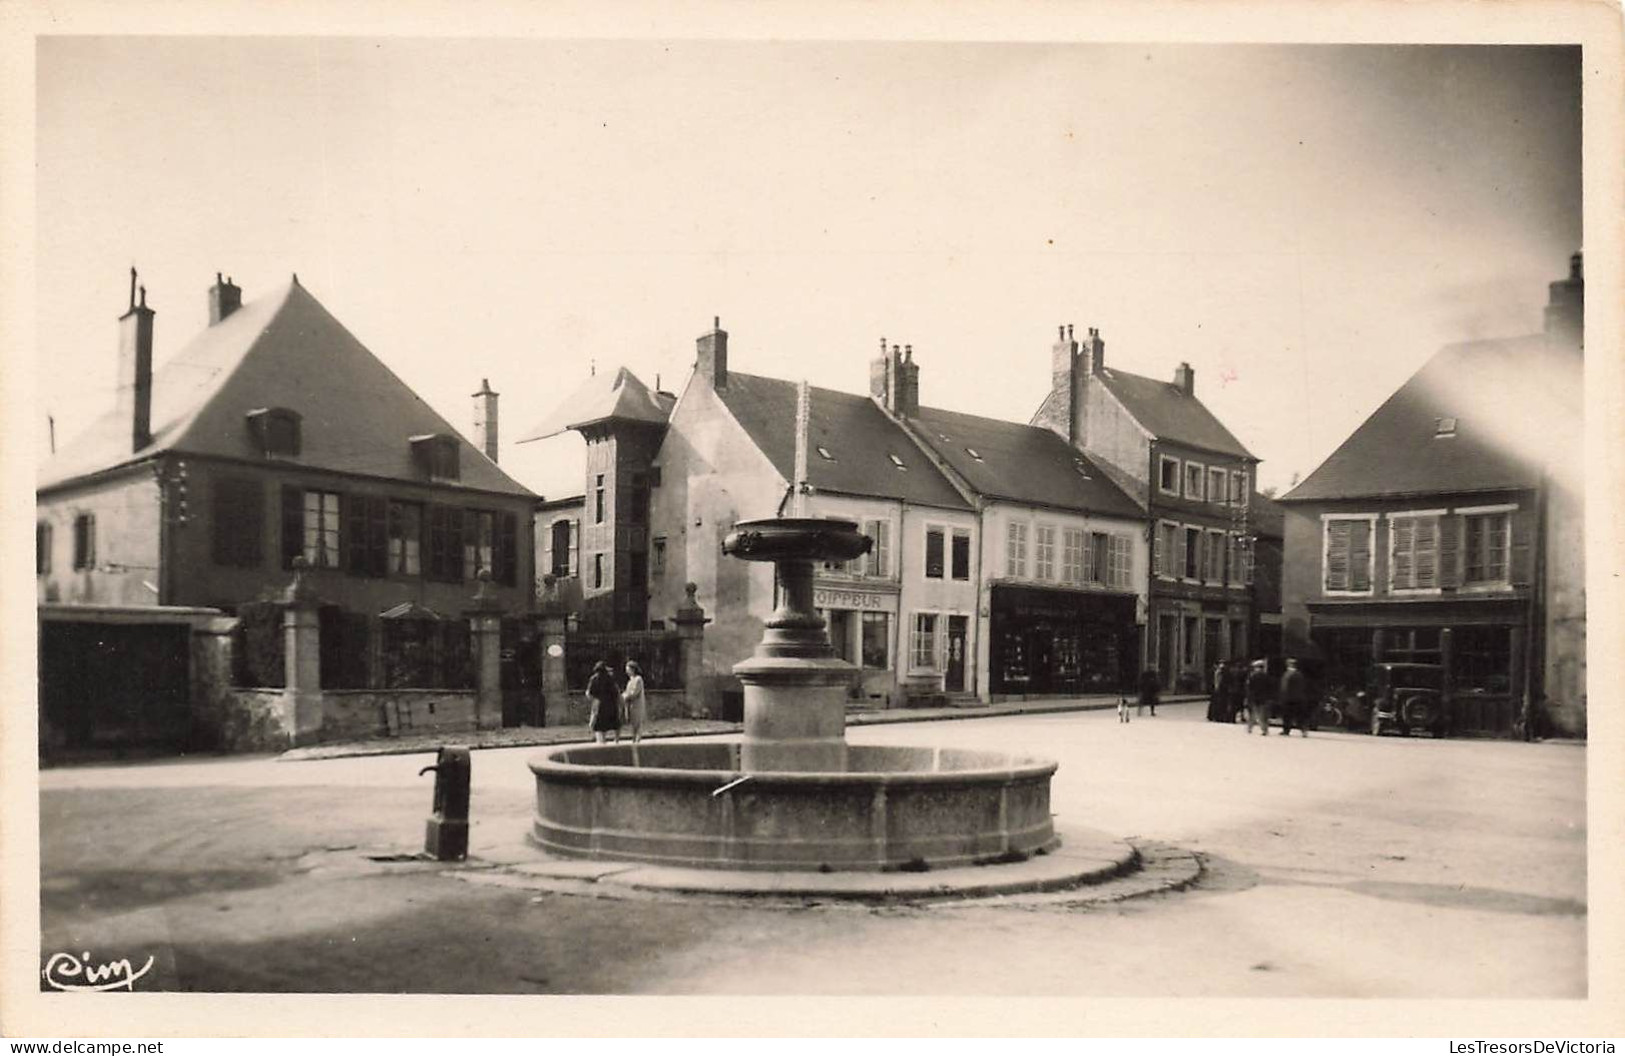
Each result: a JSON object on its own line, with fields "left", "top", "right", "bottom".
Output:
{"left": 36, "top": 273, "right": 537, "bottom": 616}
{"left": 1033, "top": 325, "right": 1259, "bottom": 690}
{"left": 1277, "top": 255, "right": 1585, "bottom": 735}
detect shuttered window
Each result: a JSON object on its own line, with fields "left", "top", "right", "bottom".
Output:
{"left": 388, "top": 501, "right": 423, "bottom": 575}
{"left": 211, "top": 477, "right": 264, "bottom": 568}
{"left": 1109, "top": 534, "right": 1132, "bottom": 588}
{"left": 864, "top": 520, "right": 892, "bottom": 577}
{"left": 1005, "top": 522, "right": 1028, "bottom": 577}
{"left": 925, "top": 527, "right": 946, "bottom": 579}
{"left": 1034, "top": 526, "right": 1055, "bottom": 581}
{"left": 1061, "top": 528, "right": 1085, "bottom": 584}
{"left": 1463, "top": 512, "right": 1510, "bottom": 585}
{"left": 1324, "top": 517, "right": 1374, "bottom": 593}
{"left": 426, "top": 504, "right": 464, "bottom": 582}
{"left": 345, "top": 495, "right": 388, "bottom": 577}
{"left": 1390, "top": 514, "right": 1440, "bottom": 591}
{"left": 950, "top": 530, "right": 971, "bottom": 581}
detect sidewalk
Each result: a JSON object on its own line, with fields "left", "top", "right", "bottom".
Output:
{"left": 278, "top": 693, "right": 1207, "bottom": 762}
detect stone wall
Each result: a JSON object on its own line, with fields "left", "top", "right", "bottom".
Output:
{"left": 323, "top": 689, "right": 478, "bottom": 741}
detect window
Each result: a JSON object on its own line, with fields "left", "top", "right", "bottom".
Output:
{"left": 1089, "top": 531, "right": 1110, "bottom": 583}
{"left": 1436, "top": 417, "right": 1458, "bottom": 438}
{"left": 1034, "top": 525, "right": 1056, "bottom": 581}
{"left": 36, "top": 522, "right": 52, "bottom": 575}
{"left": 1184, "top": 526, "right": 1201, "bottom": 580}
{"left": 861, "top": 612, "right": 891, "bottom": 669}
{"left": 1207, "top": 529, "right": 1226, "bottom": 582}
{"left": 1159, "top": 456, "right": 1180, "bottom": 495}
{"left": 593, "top": 553, "right": 605, "bottom": 589}
{"left": 463, "top": 510, "right": 495, "bottom": 580}
{"left": 345, "top": 495, "right": 388, "bottom": 577}
{"left": 1463, "top": 511, "right": 1511, "bottom": 586}
{"left": 925, "top": 527, "right": 945, "bottom": 579}
{"left": 211, "top": 477, "right": 264, "bottom": 568}
{"left": 594, "top": 474, "right": 606, "bottom": 524}
{"left": 1156, "top": 521, "right": 1178, "bottom": 577}
{"left": 424, "top": 504, "right": 465, "bottom": 581}
{"left": 247, "top": 407, "right": 302, "bottom": 458}
{"left": 1005, "top": 522, "right": 1029, "bottom": 577}
{"left": 549, "top": 519, "right": 575, "bottom": 577}
{"left": 865, "top": 519, "right": 891, "bottom": 577}
{"left": 1389, "top": 512, "right": 1442, "bottom": 591}
{"left": 1324, "top": 516, "right": 1375, "bottom": 593}
{"left": 1232, "top": 471, "right": 1247, "bottom": 506}
{"left": 410, "top": 434, "right": 460, "bottom": 480}
{"left": 1209, "top": 467, "right": 1228, "bottom": 505}
{"left": 388, "top": 502, "right": 423, "bottom": 575}
{"left": 1184, "top": 461, "right": 1205, "bottom": 501}
{"left": 1227, "top": 533, "right": 1240, "bottom": 584}
{"left": 911, "top": 613, "right": 939, "bottom": 670}
{"left": 652, "top": 536, "right": 667, "bottom": 576}
{"left": 72, "top": 513, "right": 96, "bottom": 570}
{"left": 951, "top": 530, "right": 971, "bottom": 581}
{"left": 1061, "top": 527, "right": 1085, "bottom": 584}
{"left": 1108, "top": 534, "right": 1132, "bottom": 588}
{"left": 288, "top": 490, "right": 340, "bottom": 569}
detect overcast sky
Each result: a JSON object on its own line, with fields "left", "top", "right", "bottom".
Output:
{"left": 34, "top": 40, "right": 1581, "bottom": 498}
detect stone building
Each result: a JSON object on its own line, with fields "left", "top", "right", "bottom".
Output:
{"left": 36, "top": 272, "right": 537, "bottom": 615}
{"left": 1032, "top": 326, "right": 1261, "bottom": 690}
{"left": 1276, "top": 255, "right": 1585, "bottom": 736}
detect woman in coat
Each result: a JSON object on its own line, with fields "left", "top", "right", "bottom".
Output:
{"left": 586, "top": 660, "right": 621, "bottom": 744}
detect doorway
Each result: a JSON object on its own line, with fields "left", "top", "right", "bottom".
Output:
{"left": 946, "top": 615, "right": 968, "bottom": 692}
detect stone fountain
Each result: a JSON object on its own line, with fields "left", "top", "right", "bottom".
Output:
{"left": 527, "top": 515, "right": 1061, "bottom": 873}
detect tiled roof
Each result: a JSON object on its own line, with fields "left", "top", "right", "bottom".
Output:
{"left": 515, "top": 366, "right": 671, "bottom": 442}
{"left": 1281, "top": 334, "right": 1582, "bottom": 502}
{"left": 909, "top": 406, "right": 1145, "bottom": 520}
{"left": 716, "top": 374, "right": 971, "bottom": 510}
{"left": 1094, "top": 368, "right": 1255, "bottom": 460}
{"left": 39, "top": 279, "right": 535, "bottom": 497}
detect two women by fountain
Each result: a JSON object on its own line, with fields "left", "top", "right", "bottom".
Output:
{"left": 586, "top": 659, "right": 649, "bottom": 745}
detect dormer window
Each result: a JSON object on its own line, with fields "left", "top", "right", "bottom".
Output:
{"left": 816, "top": 446, "right": 835, "bottom": 461}
{"left": 888, "top": 453, "right": 907, "bottom": 470}
{"left": 247, "top": 407, "right": 302, "bottom": 458}
{"left": 410, "top": 434, "right": 460, "bottom": 481}
{"left": 1435, "top": 417, "right": 1458, "bottom": 438}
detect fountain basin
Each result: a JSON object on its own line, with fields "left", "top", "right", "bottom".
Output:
{"left": 530, "top": 742, "right": 1059, "bottom": 872}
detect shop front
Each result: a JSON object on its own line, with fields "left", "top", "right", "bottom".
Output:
{"left": 815, "top": 581, "right": 900, "bottom": 707}
{"left": 989, "top": 583, "right": 1138, "bottom": 696}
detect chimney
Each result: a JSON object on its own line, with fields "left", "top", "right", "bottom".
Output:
{"left": 116, "top": 267, "right": 156, "bottom": 452}
{"left": 869, "top": 336, "right": 890, "bottom": 402}
{"left": 1173, "top": 361, "right": 1195, "bottom": 396}
{"left": 697, "top": 316, "right": 728, "bottom": 389}
{"left": 1081, "top": 326, "right": 1105, "bottom": 375}
{"left": 896, "top": 344, "right": 920, "bottom": 417}
{"left": 472, "top": 377, "right": 499, "bottom": 462}
{"left": 208, "top": 272, "right": 242, "bottom": 325}
{"left": 1544, "top": 251, "right": 1584, "bottom": 349}
{"left": 1050, "top": 323, "right": 1078, "bottom": 392}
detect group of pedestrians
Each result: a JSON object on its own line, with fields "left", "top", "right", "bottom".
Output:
{"left": 583, "top": 659, "right": 648, "bottom": 745}
{"left": 1207, "top": 656, "right": 1312, "bottom": 737}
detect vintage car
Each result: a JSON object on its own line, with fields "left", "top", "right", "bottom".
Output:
{"left": 1366, "top": 662, "right": 1448, "bottom": 737}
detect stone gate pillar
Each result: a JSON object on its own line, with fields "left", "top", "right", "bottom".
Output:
{"left": 282, "top": 559, "right": 324, "bottom": 746}
{"left": 538, "top": 575, "right": 571, "bottom": 727}
{"left": 466, "top": 573, "right": 504, "bottom": 731}
{"left": 672, "top": 582, "right": 716, "bottom": 719}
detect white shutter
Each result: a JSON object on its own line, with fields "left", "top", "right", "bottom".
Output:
{"left": 568, "top": 520, "right": 579, "bottom": 576}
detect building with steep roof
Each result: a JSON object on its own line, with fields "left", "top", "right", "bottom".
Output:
{"left": 646, "top": 323, "right": 1149, "bottom": 709}
{"left": 35, "top": 272, "right": 537, "bottom": 616}
{"left": 1033, "top": 326, "right": 1262, "bottom": 691}
{"left": 1276, "top": 255, "right": 1585, "bottom": 736}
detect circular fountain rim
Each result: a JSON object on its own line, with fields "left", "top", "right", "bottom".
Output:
{"left": 528, "top": 742, "right": 1059, "bottom": 787}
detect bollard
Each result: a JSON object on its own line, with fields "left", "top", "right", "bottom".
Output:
{"left": 419, "top": 746, "right": 471, "bottom": 861}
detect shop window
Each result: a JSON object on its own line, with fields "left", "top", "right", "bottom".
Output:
{"left": 950, "top": 530, "right": 971, "bottom": 581}
{"left": 861, "top": 612, "right": 891, "bottom": 670}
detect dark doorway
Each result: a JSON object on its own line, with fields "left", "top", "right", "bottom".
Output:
{"left": 38, "top": 621, "right": 192, "bottom": 759}
{"left": 946, "top": 615, "right": 968, "bottom": 692}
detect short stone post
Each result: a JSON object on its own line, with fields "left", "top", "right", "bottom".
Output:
{"left": 282, "top": 559, "right": 325, "bottom": 746}
{"left": 466, "top": 572, "right": 504, "bottom": 731}
{"left": 672, "top": 582, "right": 716, "bottom": 719}
{"left": 538, "top": 575, "right": 571, "bottom": 727}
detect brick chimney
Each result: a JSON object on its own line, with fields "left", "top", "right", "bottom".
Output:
{"left": 1173, "top": 361, "right": 1195, "bottom": 396}
{"left": 116, "top": 267, "right": 155, "bottom": 452}
{"left": 472, "top": 377, "right": 499, "bottom": 462}
{"left": 869, "top": 336, "right": 892, "bottom": 402}
{"left": 869, "top": 339, "right": 919, "bottom": 417}
{"left": 208, "top": 272, "right": 242, "bottom": 325}
{"left": 896, "top": 344, "right": 920, "bottom": 417}
{"left": 1081, "top": 326, "right": 1105, "bottom": 376}
{"left": 1544, "top": 251, "right": 1584, "bottom": 349}
{"left": 697, "top": 316, "right": 728, "bottom": 389}
{"left": 1037, "top": 323, "right": 1085, "bottom": 445}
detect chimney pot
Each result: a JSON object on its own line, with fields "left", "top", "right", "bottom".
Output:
{"left": 116, "top": 274, "right": 155, "bottom": 452}
{"left": 208, "top": 272, "right": 243, "bottom": 325}
{"left": 698, "top": 317, "right": 728, "bottom": 388}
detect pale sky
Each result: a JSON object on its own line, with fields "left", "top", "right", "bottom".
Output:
{"left": 34, "top": 40, "right": 1581, "bottom": 498}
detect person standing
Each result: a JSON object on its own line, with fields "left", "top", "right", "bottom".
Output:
{"left": 1245, "top": 659, "right": 1274, "bottom": 735}
{"left": 1280, "top": 657, "right": 1310, "bottom": 737}
{"left": 586, "top": 660, "right": 621, "bottom": 744}
{"left": 1207, "top": 661, "right": 1227, "bottom": 722}
{"left": 622, "top": 660, "right": 648, "bottom": 745}
{"left": 1137, "top": 667, "right": 1160, "bottom": 717}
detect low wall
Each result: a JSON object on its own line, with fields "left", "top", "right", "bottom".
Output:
{"left": 323, "top": 689, "right": 478, "bottom": 742}
{"left": 214, "top": 689, "right": 297, "bottom": 753}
